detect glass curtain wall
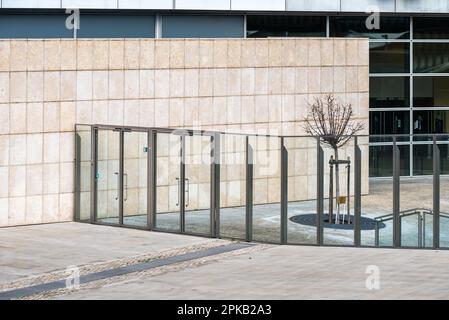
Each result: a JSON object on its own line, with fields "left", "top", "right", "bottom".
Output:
{"left": 330, "top": 16, "right": 449, "bottom": 177}
{"left": 248, "top": 14, "right": 449, "bottom": 177}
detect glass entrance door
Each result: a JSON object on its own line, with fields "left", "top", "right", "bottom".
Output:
{"left": 154, "top": 131, "right": 182, "bottom": 231}
{"left": 123, "top": 130, "right": 149, "bottom": 228}
{"left": 94, "top": 127, "right": 150, "bottom": 229}
{"left": 153, "top": 130, "right": 214, "bottom": 236}
{"left": 183, "top": 133, "right": 213, "bottom": 236}
{"left": 95, "top": 128, "right": 121, "bottom": 225}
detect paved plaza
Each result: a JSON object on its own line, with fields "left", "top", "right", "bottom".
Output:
{"left": 1, "top": 222, "right": 449, "bottom": 300}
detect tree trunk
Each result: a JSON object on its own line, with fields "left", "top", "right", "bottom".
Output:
{"left": 334, "top": 147, "right": 340, "bottom": 224}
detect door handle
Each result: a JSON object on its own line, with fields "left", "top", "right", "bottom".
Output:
{"left": 115, "top": 172, "right": 119, "bottom": 200}
{"left": 124, "top": 173, "right": 128, "bottom": 201}
{"left": 175, "top": 177, "right": 180, "bottom": 207}
{"left": 185, "top": 178, "right": 190, "bottom": 208}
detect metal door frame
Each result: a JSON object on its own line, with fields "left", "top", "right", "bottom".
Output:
{"left": 91, "top": 125, "right": 151, "bottom": 230}
{"left": 151, "top": 128, "right": 218, "bottom": 238}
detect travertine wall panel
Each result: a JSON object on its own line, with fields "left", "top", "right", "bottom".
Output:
{"left": 0, "top": 38, "right": 369, "bottom": 226}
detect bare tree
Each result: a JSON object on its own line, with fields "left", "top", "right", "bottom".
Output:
{"left": 303, "top": 94, "right": 365, "bottom": 223}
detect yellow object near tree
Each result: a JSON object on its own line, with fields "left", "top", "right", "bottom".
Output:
{"left": 338, "top": 196, "right": 346, "bottom": 205}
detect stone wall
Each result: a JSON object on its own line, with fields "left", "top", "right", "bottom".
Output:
{"left": 0, "top": 38, "right": 369, "bottom": 227}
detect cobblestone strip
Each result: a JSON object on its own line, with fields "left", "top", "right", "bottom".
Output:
{"left": 24, "top": 243, "right": 270, "bottom": 300}
{"left": 0, "top": 239, "right": 230, "bottom": 293}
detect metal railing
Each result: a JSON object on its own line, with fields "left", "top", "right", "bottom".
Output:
{"left": 74, "top": 124, "right": 449, "bottom": 250}
{"left": 374, "top": 209, "right": 449, "bottom": 248}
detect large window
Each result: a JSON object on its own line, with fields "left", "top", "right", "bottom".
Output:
{"left": 370, "top": 42, "right": 410, "bottom": 73}
{"left": 414, "top": 43, "right": 449, "bottom": 73}
{"left": 369, "top": 145, "right": 410, "bottom": 177}
{"left": 413, "top": 110, "right": 449, "bottom": 135}
{"left": 414, "top": 144, "right": 449, "bottom": 175}
{"left": 0, "top": 14, "right": 72, "bottom": 38}
{"left": 414, "top": 77, "right": 449, "bottom": 108}
{"left": 162, "top": 15, "right": 244, "bottom": 38}
{"left": 246, "top": 15, "right": 326, "bottom": 38}
{"left": 414, "top": 17, "right": 449, "bottom": 39}
{"left": 78, "top": 14, "right": 155, "bottom": 38}
{"left": 330, "top": 16, "right": 410, "bottom": 39}
{"left": 370, "top": 77, "right": 410, "bottom": 108}
{"left": 370, "top": 111, "right": 410, "bottom": 135}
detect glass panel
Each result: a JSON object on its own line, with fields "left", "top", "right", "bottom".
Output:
{"left": 75, "top": 125, "right": 92, "bottom": 222}
{"left": 162, "top": 15, "right": 244, "bottom": 38}
{"left": 219, "top": 134, "right": 246, "bottom": 240}
{"left": 96, "top": 129, "right": 120, "bottom": 225}
{"left": 414, "top": 143, "right": 449, "bottom": 176}
{"left": 370, "top": 42, "right": 410, "bottom": 73}
{"left": 414, "top": 43, "right": 449, "bottom": 73}
{"left": 0, "top": 14, "right": 72, "bottom": 38}
{"left": 155, "top": 132, "right": 181, "bottom": 231}
{"left": 78, "top": 15, "right": 155, "bottom": 38}
{"left": 249, "top": 135, "right": 281, "bottom": 243}
{"left": 364, "top": 141, "right": 409, "bottom": 247}
{"left": 369, "top": 77, "right": 410, "bottom": 108}
{"left": 369, "top": 145, "right": 410, "bottom": 177}
{"left": 123, "top": 131, "right": 148, "bottom": 228}
{"left": 400, "top": 176, "right": 433, "bottom": 248}
{"left": 441, "top": 143, "right": 449, "bottom": 175}
{"left": 358, "top": 137, "right": 390, "bottom": 247}
{"left": 414, "top": 17, "right": 449, "bottom": 39}
{"left": 414, "top": 77, "right": 449, "bottom": 108}
{"left": 370, "top": 111, "right": 410, "bottom": 142}
{"left": 440, "top": 146, "right": 449, "bottom": 247}
{"left": 184, "top": 134, "right": 212, "bottom": 235}
{"left": 413, "top": 143, "right": 435, "bottom": 176}
{"left": 286, "top": 136, "right": 317, "bottom": 245}
{"left": 322, "top": 137, "right": 355, "bottom": 246}
{"left": 413, "top": 110, "right": 449, "bottom": 137}
{"left": 247, "top": 15, "right": 326, "bottom": 38}
{"left": 330, "top": 16, "right": 410, "bottom": 39}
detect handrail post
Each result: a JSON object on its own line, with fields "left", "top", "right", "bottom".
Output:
{"left": 90, "top": 127, "right": 98, "bottom": 223}
{"left": 280, "top": 137, "right": 288, "bottom": 245}
{"left": 354, "top": 137, "right": 362, "bottom": 247}
{"left": 433, "top": 137, "right": 440, "bottom": 249}
{"left": 375, "top": 221, "right": 379, "bottom": 247}
{"left": 148, "top": 129, "right": 156, "bottom": 230}
{"left": 393, "top": 137, "right": 401, "bottom": 248}
{"left": 246, "top": 136, "right": 253, "bottom": 242}
{"left": 317, "top": 137, "right": 324, "bottom": 246}
{"left": 211, "top": 133, "right": 221, "bottom": 238}
{"left": 418, "top": 211, "right": 423, "bottom": 248}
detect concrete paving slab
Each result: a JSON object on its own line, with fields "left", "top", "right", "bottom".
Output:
{"left": 0, "top": 222, "right": 215, "bottom": 284}
{"left": 54, "top": 245, "right": 449, "bottom": 300}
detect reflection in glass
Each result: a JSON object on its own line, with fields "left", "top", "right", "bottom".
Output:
{"left": 414, "top": 77, "right": 449, "bottom": 108}
{"left": 370, "top": 111, "right": 410, "bottom": 136}
{"left": 414, "top": 17, "right": 449, "bottom": 39}
{"left": 330, "top": 16, "right": 410, "bottom": 39}
{"left": 246, "top": 15, "right": 326, "bottom": 38}
{"left": 75, "top": 125, "right": 92, "bottom": 222}
{"left": 370, "top": 42, "right": 410, "bottom": 73}
{"left": 414, "top": 43, "right": 449, "bottom": 73}
{"left": 155, "top": 133, "right": 181, "bottom": 232}
{"left": 96, "top": 130, "right": 120, "bottom": 225}
{"left": 370, "top": 77, "right": 410, "bottom": 108}
{"left": 413, "top": 110, "right": 449, "bottom": 135}
{"left": 413, "top": 144, "right": 449, "bottom": 175}
{"left": 369, "top": 145, "right": 410, "bottom": 177}
{"left": 184, "top": 134, "right": 212, "bottom": 236}
{"left": 123, "top": 131, "right": 148, "bottom": 228}
{"left": 219, "top": 134, "right": 246, "bottom": 240}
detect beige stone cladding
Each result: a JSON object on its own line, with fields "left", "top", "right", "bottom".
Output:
{"left": 0, "top": 38, "right": 369, "bottom": 226}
